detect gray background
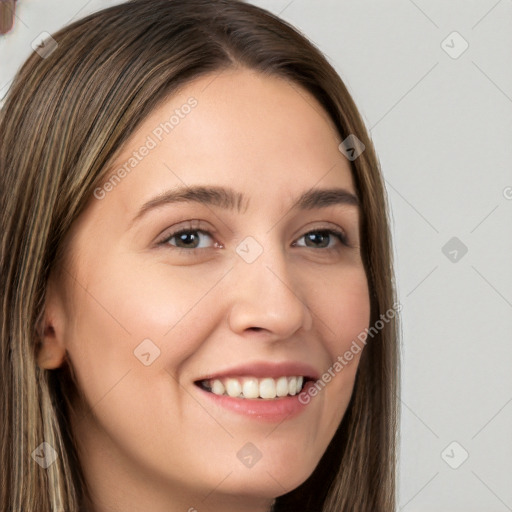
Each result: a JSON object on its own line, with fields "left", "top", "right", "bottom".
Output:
{"left": 1, "top": 1, "right": 511, "bottom": 511}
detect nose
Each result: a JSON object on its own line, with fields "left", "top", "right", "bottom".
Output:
{"left": 226, "top": 240, "right": 314, "bottom": 340}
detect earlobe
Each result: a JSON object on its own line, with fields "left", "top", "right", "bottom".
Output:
{"left": 36, "top": 277, "right": 67, "bottom": 370}
{"left": 36, "top": 324, "right": 67, "bottom": 369}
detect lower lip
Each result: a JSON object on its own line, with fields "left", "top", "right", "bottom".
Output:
{"left": 196, "top": 381, "right": 315, "bottom": 422}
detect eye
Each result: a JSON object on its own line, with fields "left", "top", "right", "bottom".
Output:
{"left": 159, "top": 228, "right": 218, "bottom": 251}
{"left": 293, "top": 228, "right": 349, "bottom": 250}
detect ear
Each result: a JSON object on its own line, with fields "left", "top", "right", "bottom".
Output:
{"left": 36, "top": 275, "right": 67, "bottom": 370}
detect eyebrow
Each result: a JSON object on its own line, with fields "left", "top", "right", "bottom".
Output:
{"left": 131, "top": 185, "right": 359, "bottom": 226}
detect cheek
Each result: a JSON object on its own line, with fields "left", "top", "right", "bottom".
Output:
{"left": 62, "top": 254, "right": 227, "bottom": 394}
{"left": 306, "top": 264, "right": 370, "bottom": 427}
{"left": 313, "top": 263, "right": 370, "bottom": 354}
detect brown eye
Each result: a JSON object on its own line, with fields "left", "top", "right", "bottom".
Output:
{"left": 161, "top": 229, "right": 215, "bottom": 250}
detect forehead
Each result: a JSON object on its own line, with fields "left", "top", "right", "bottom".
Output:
{"left": 94, "top": 67, "right": 356, "bottom": 218}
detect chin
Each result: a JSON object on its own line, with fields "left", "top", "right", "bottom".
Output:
{"left": 219, "top": 460, "right": 315, "bottom": 498}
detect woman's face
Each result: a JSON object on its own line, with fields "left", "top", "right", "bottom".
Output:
{"left": 43, "top": 68, "right": 370, "bottom": 512}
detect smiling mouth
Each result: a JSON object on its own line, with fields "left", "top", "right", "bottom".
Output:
{"left": 195, "top": 376, "right": 310, "bottom": 400}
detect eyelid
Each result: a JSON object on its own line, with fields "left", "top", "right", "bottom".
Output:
{"left": 155, "top": 219, "right": 216, "bottom": 246}
{"left": 293, "top": 225, "right": 350, "bottom": 249}
{"left": 160, "top": 228, "right": 219, "bottom": 253}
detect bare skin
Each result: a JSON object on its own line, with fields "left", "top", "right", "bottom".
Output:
{"left": 38, "top": 67, "right": 370, "bottom": 512}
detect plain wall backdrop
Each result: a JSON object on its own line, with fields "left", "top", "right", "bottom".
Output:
{"left": 1, "top": 1, "right": 511, "bottom": 511}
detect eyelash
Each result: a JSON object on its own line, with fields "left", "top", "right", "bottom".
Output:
{"left": 157, "top": 223, "right": 351, "bottom": 254}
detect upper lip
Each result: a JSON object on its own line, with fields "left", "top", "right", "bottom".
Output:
{"left": 194, "top": 361, "right": 320, "bottom": 382}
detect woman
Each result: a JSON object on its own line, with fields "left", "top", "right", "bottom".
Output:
{"left": 0, "top": 1, "right": 400, "bottom": 510}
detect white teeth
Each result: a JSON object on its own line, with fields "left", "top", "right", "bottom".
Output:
{"left": 259, "top": 378, "right": 276, "bottom": 399}
{"left": 288, "top": 377, "right": 297, "bottom": 396}
{"left": 225, "top": 378, "right": 242, "bottom": 398}
{"left": 242, "top": 378, "right": 259, "bottom": 399}
{"left": 204, "top": 376, "right": 307, "bottom": 399}
{"left": 211, "top": 379, "right": 225, "bottom": 395}
{"left": 275, "top": 376, "right": 289, "bottom": 397}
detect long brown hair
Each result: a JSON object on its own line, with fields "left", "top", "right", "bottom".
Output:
{"left": 0, "top": 1, "right": 400, "bottom": 510}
